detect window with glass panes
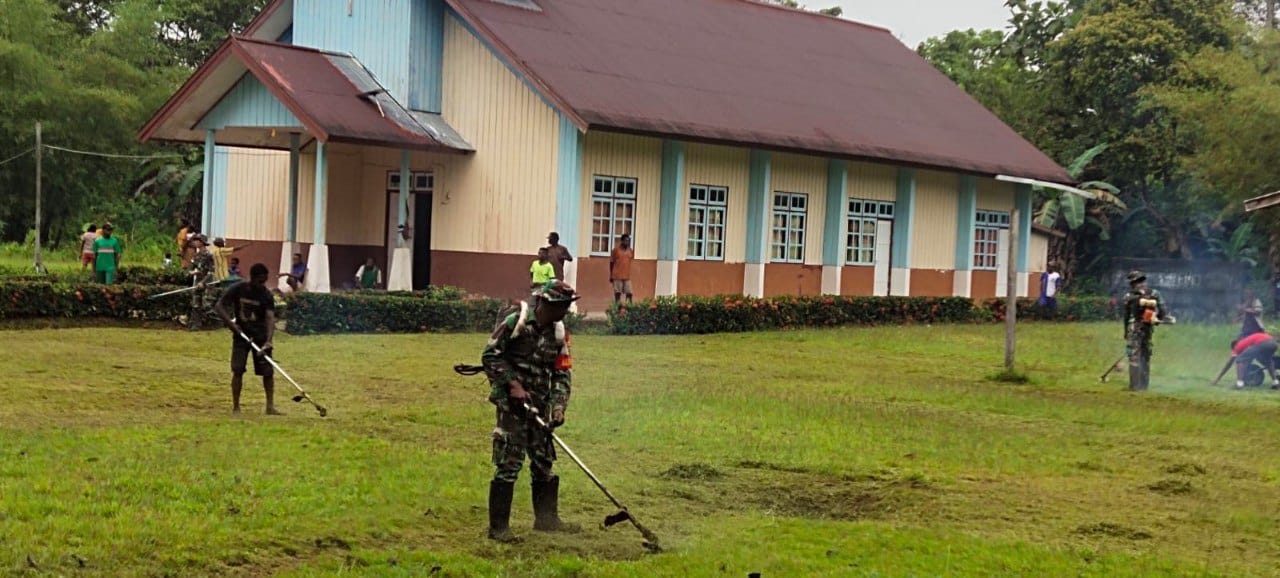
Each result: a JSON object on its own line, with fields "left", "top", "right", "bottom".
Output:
{"left": 845, "top": 199, "right": 894, "bottom": 266}
{"left": 770, "top": 192, "right": 808, "bottom": 263}
{"left": 590, "top": 176, "right": 637, "bottom": 256}
{"left": 973, "top": 210, "right": 1010, "bottom": 270}
{"left": 687, "top": 185, "right": 727, "bottom": 260}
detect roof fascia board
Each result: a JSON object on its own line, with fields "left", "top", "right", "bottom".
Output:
{"left": 138, "top": 38, "right": 238, "bottom": 142}
{"left": 243, "top": 0, "right": 287, "bottom": 38}
{"left": 443, "top": 0, "right": 587, "bottom": 131}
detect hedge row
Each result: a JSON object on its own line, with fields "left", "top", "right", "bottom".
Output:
{"left": 344, "top": 286, "right": 468, "bottom": 301}
{"left": 607, "top": 294, "right": 1119, "bottom": 335}
{"left": 285, "top": 292, "right": 508, "bottom": 335}
{"left": 0, "top": 282, "right": 189, "bottom": 322}
{"left": 0, "top": 266, "right": 191, "bottom": 286}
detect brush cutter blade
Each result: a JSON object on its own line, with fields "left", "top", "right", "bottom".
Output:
{"left": 292, "top": 394, "right": 305, "bottom": 403}
{"left": 316, "top": 406, "right": 328, "bottom": 417}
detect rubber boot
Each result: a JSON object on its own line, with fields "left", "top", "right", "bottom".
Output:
{"left": 488, "top": 480, "right": 520, "bottom": 543}
{"left": 532, "top": 477, "right": 581, "bottom": 532}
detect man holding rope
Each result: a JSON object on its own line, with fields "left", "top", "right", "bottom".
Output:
{"left": 213, "top": 263, "right": 281, "bottom": 416}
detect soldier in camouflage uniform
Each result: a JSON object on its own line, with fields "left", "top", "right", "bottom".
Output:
{"left": 188, "top": 235, "right": 214, "bottom": 330}
{"left": 1122, "top": 270, "right": 1170, "bottom": 391}
{"left": 481, "top": 280, "right": 580, "bottom": 543}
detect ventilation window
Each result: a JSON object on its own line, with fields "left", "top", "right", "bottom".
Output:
{"left": 489, "top": 0, "right": 541, "bottom": 11}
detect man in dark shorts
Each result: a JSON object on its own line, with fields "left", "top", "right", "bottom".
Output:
{"left": 214, "top": 263, "right": 281, "bottom": 415}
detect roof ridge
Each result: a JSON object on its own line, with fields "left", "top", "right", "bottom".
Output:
{"left": 232, "top": 35, "right": 355, "bottom": 59}
{"left": 729, "top": 0, "right": 896, "bottom": 37}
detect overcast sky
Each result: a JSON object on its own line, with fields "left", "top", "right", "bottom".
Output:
{"left": 827, "top": 0, "right": 1012, "bottom": 48}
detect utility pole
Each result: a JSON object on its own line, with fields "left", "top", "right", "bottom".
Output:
{"left": 34, "top": 122, "right": 43, "bottom": 274}
{"left": 1005, "top": 208, "right": 1020, "bottom": 370}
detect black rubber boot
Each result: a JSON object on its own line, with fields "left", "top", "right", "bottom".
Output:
{"left": 532, "top": 477, "right": 581, "bottom": 533}
{"left": 488, "top": 480, "right": 520, "bottom": 543}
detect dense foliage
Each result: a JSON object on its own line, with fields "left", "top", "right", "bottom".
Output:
{"left": 0, "top": 281, "right": 187, "bottom": 321}
{"left": 284, "top": 292, "right": 509, "bottom": 336}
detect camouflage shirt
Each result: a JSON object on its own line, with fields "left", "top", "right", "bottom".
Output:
{"left": 1123, "top": 288, "right": 1168, "bottom": 335}
{"left": 191, "top": 250, "right": 214, "bottom": 280}
{"left": 481, "top": 304, "right": 572, "bottom": 414}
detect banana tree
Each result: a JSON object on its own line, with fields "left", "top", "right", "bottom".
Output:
{"left": 1208, "top": 222, "right": 1260, "bottom": 268}
{"left": 1033, "top": 143, "right": 1128, "bottom": 284}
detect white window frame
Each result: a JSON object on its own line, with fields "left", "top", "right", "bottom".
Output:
{"left": 386, "top": 170, "right": 433, "bottom": 193}
{"left": 974, "top": 210, "right": 1010, "bottom": 271}
{"left": 590, "top": 175, "right": 637, "bottom": 256}
{"left": 845, "top": 199, "right": 895, "bottom": 266}
{"left": 687, "top": 184, "right": 728, "bottom": 261}
{"left": 770, "top": 192, "right": 808, "bottom": 264}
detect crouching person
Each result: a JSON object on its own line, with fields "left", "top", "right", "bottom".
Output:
{"left": 481, "top": 280, "right": 581, "bottom": 542}
{"left": 1233, "top": 331, "right": 1279, "bottom": 390}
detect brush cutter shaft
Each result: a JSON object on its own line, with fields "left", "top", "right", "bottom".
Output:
{"left": 532, "top": 413, "right": 626, "bottom": 511}
{"left": 1211, "top": 355, "right": 1237, "bottom": 386}
{"left": 148, "top": 286, "right": 200, "bottom": 299}
{"left": 1100, "top": 353, "right": 1127, "bottom": 381}
{"left": 235, "top": 330, "right": 325, "bottom": 415}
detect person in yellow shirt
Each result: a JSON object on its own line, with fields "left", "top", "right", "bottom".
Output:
{"left": 530, "top": 247, "right": 556, "bottom": 288}
{"left": 176, "top": 219, "right": 190, "bottom": 252}
{"left": 209, "top": 238, "right": 247, "bottom": 283}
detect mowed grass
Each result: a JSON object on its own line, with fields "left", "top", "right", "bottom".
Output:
{"left": 2, "top": 323, "right": 1280, "bottom": 577}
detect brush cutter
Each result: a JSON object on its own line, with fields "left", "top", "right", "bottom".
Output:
{"left": 1099, "top": 353, "right": 1128, "bottom": 382}
{"left": 236, "top": 329, "right": 327, "bottom": 417}
{"left": 1210, "top": 355, "right": 1237, "bottom": 387}
{"left": 148, "top": 285, "right": 200, "bottom": 300}
{"left": 520, "top": 402, "right": 662, "bottom": 552}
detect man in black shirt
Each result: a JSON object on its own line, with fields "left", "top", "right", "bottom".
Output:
{"left": 214, "top": 263, "right": 281, "bottom": 415}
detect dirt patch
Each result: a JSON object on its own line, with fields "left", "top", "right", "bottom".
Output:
{"left": 1163, "top": 462, "right": 1207, "bottom": 476}
{"left": 735, "top": 460, "right": 813, "bottom": 475}
{"left": 660, "top": 463, "right": 725, "bottom": 481}
{"left": 753, "top": 482, "right": 893, "bottom": 521}
{"left": 1074, "top": 522, "right": 1153, "bottom": 541}
{"left": 1146, "top": 478, "right": 1195, "bottom": 496}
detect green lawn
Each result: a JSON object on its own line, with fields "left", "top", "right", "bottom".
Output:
{"left": 2, "top": 323, "right": 1279, "bottom": 577}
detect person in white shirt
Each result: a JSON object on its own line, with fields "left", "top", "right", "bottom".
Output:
{"left": 1039, "top": 264, "right": 1062, "bottom": 313}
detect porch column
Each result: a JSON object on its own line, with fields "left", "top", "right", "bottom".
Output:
{"left": 656, "top": 140, "right": 684, "bottom": 297}
{"left": 388, "top": 150, "right": 414, "bottom": 291}
{"left": 890, "top": 168, "right": 915, "bottom": 296}
{"left": 1015, "top": 183, "right": 1033, "bottom": 297}
{"left": 305, "top": 141, "right": 331, "bottom": 293}
{"left": 822, "top": 159, "right": 847, "bottom": 295}
{"left": 953, "top": 175, "right": 977, "bottom": 298}
{"left": 201, "top": 130, "right": 215, "bottom": 234}
{"left": 278, "top": 133, "right": 302, "bottom": 291}
{"left": 556, "top": 116, "right": 583, "bottom": 292}
{"left": 743, "top": 150, "right": 771, "bottom": 298}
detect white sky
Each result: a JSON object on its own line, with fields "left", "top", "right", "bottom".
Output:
{"left": 826, "top": 0, "right": 1012, "bottom": 48}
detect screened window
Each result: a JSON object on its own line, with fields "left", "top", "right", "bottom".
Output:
{"left": 974, "top": 210, "right": 1010, "bottom": 270}
{"left": 386, "top": 171, "right": 433, "bottom": 192}
{"left": 845, "top": 199, "right": 894, "bottom": 266}
{"left": 687, "top": 185, "right": 728, "bottom": 261}
{"left": 770, "top": 192, "right": 808, "bottom": 263}
{"left": 590, "top": 176, "right": 637, "bottom": 256}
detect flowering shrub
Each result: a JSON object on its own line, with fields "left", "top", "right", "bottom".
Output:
{"left": 980, "top": 296, "right": 1119, "bottom": 322}
{"left": 0, "top": 282, "right": 188, "bottom": 322}
{"left": 607, "top": 295, "right": 977, "bottom": 335}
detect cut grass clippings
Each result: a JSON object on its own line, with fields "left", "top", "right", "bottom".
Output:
{"left": 0, "top": 323, "right": 1278, "bottom": 576}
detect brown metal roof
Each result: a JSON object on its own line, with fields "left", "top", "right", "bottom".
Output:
{"left": 448, "top": 0, "right": 1071, "bottom": 183}
{"left": 140, "top": 37, "right": 472, "bottom": 152}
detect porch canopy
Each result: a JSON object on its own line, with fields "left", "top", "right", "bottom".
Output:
{"left": 139, "top": 36, "right": 472, "bottom": 292}
{"left": 139, "top": 36, "right": 472, "bottom": 152}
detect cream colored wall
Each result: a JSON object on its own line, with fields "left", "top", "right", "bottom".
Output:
{"left": 977, "top": 178, "right": 1015, "bottom": 211}
{"left": 771, "top": 152, "right": 827, "bottom": 265}
{"left": 435, "top": 14, "right": 559, "bottom": 254}
{"left": 579, "top": 131, "right": 663, "bottom": 260}
{"left": 224, "top": 147, "right": 289, "bottom": 242}
{"left": 295, "top": 152, "right": 315, "bottom": 244}
{"left": 1030, "top": 232, "right": 1049, "bottom": 272}
{"left": 911, "top": 169, "right": 959, "bottom": 269}
{"left": 847, "top": 161, "right": 897, "bottom": 202}
{"left": 684, "top": 143, "right": 750, "bottom": 263}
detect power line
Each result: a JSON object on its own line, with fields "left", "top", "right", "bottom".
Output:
{"left": 43, "top": 144, "right": 184, "bottom": 160}
{"left": 0, "top": 147, "right": 35, "bottom": 168}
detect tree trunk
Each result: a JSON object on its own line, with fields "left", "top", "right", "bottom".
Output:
{"left": 1269, "top": 0, "right": 1277, "bottom": 28}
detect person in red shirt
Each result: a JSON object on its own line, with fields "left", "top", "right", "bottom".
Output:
{"left": 609, "top": 235, "right": 634, "bottom": 305}
{"left": 1231, "top": 332, "right": 1279, "bottom": 390}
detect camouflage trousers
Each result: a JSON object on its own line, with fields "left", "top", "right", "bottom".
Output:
{"left": 1127, "top": 327, "right": 1153, "bottom": 391}
{"left": 491, "top": 405, "right": 556, "bottom": 483}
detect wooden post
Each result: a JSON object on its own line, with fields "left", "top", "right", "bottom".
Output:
{"left": 34, "top": 122, "right": 43, "bottom": 274}
{"left": 1005, "top": 207, "right": 1019, "bottom": 370}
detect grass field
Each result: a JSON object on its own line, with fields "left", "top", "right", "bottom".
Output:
{"left": 2, "top": 322, "right": 1280, "bottom": 577}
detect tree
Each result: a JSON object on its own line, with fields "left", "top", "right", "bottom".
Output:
{"left": 154, "top": 0, "right": 271, "bottom": 66}
{"left": 1033, "top": 144, "right": 1127, "bottom": 284}
{"left": 763, "top": 0, "right": 842, "bottom": 17}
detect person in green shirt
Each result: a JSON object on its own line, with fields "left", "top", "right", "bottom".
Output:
{"left": 92, "top": 224, "right": 122, "bottom": 284}
{"left": 530, "top": 247, "right": 555, "bottom": 288}
{"left": 354, "top": 257, "right": 382, "bottom": 290}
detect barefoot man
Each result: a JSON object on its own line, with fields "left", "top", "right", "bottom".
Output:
{"left": 214, "top": 263, "right": 281, "bottom": 415}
